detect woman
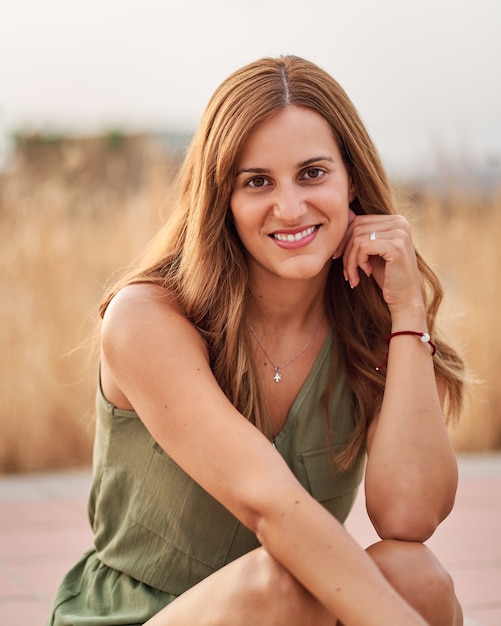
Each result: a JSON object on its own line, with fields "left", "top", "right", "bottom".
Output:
{"left": 48, "top": 55, "right": 466, "bottom": 625}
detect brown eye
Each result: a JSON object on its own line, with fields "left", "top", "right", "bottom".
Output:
{"left": 247, "top": 176, "right": 269, "bottom": 188}
{"left": 302, "top": 167, "right": 324, "bottom": 180}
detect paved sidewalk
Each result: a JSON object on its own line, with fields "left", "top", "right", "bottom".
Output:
{"left": 0, "top": 453, "right": 499, "bottom": 626}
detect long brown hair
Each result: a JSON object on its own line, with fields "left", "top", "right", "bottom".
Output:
{"left": 100, "top": 55, "right": 465, "bottom": 468}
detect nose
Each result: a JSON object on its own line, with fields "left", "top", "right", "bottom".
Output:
{"left": 272, "top": 184, "right": 307, "bottom": 224}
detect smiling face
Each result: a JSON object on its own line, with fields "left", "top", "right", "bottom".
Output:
{"left": 230, "top": 106, "right": 356, "bottom": 284}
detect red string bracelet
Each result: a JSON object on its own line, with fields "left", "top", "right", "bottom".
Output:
{"left": 376, "top": 331, "right": 437, "bottom": 370}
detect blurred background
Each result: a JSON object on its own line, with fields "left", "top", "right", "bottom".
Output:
{"left": 0, "top": 0, "right": 500, "bottom": 472}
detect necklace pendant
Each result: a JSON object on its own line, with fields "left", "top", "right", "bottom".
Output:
{"left": 273, "top": 367, "right": 282, "bottom": 383}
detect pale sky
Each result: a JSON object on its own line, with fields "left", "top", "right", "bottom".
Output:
{"left": 1, "top": 0, "right": 500, "bottom": 176}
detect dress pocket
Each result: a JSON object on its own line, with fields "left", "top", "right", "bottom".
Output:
{"left": 301, "top": 446, "right": 365, "bottom": 523}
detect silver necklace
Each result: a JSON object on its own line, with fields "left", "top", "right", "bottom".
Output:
{"left": 248, "top": 314, "right": 323, "bottom": 383}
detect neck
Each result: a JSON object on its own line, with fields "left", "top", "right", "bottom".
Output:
{"left": 247, "top": 268, "right": 329, "bottom": 331}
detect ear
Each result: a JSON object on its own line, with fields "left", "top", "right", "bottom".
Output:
{"left": 348, "top": 176, "right": 357, "bottom": 203}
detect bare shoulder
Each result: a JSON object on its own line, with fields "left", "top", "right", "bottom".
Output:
{"left": 103, "top": 282, "right": 205, "bottom": 352}
{"left": 104, "top": 282, "right": 180, "bottom": 322}
{"left": 101, "top": 282, "right": 210, "bottom": 394}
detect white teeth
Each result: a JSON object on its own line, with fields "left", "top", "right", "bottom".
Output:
{"left": 274, "top": 226, "right": 316, "bottom": 242}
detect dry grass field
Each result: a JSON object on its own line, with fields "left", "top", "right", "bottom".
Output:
{"left": 403, "top": 180, "right": 501, "bottom": 452}
{"left": 0, "top": 134, "right": 499, "bottom": 472}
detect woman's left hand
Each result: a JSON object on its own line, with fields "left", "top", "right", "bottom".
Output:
{"left": 333, "top": 211, "right": 425, "bottom": 315}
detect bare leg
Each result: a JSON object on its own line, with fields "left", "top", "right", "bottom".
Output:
{"left": 145, "top": 547, "right": 337, "bottom": 626}
{"left": 145, "top": 541, "right": 462, "bottom": 626}
{"left": 366, "top": 540, "right": 463, "bottom": 626}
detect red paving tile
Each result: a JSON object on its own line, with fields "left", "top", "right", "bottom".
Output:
{"left": 1, "top": 599, "right": 53, "bottom": 626}
{"left": 0, "top": 457, "right": 499, "bottom": 626}
{"left": 6, "top": 557, "right": 84, "bottom": 598}
{"left": 0, "top": 568, "right": 32, "bottom": 599}
{"left": 0, "top": 500, "right": 88, "bottom": 526}
{"left": 468, "top": 608, "right": 501, "bottom": 626}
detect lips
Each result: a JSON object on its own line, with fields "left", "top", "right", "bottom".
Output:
{"left": 271, "top": 225, "right": 318, "bottom": 242}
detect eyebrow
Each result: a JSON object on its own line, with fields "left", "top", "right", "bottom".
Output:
{"left": 235, "top": 155, "right": 334, "bottom": 176}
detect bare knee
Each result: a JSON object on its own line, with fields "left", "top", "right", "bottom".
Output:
{"left": 366, "top": 540, "right": 462, "bottom": 626}
{"left": 241, "top": 548, "right": 336, "bottom": 625}
{"left": 241, "top": 548, "right": 294, "bottom": 608}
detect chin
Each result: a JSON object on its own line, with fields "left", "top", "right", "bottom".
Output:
{"left": 277, "top": 258, "right": 329, "bottom": 281}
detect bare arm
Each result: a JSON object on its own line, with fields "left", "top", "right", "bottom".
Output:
{"left": 338, "top": 214, "right": 458, "bottom": 541}
{"left": 101, "top": 283, "right": 427, "bottom": 626}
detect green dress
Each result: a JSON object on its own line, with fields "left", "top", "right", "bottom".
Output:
{"left": 48, "top": 332, "right": 366, "bottom": 625}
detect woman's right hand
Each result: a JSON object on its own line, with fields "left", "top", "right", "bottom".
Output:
{"left": 334, "top": 211, "right": 426, "bottom": 322}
